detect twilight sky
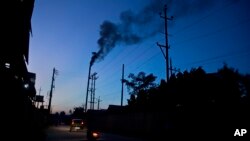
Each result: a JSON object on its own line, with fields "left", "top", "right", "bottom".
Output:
{"left": 28, "top": 0, "right": 250, "bottom": 114}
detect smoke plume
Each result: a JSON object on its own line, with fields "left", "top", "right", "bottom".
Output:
{"left": 90, "top": 0, "right": 238, "bottom": 66}
{"left": 90, "top": 0, "right": 165, "bottom": 66}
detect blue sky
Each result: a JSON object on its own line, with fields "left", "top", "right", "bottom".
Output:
{"left": 28, "top": 0, "right": 250, "bottom": 114}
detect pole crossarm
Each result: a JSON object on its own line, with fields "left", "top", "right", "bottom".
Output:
{"left": 156, "top": 42, "right": 167, "bottom": 59}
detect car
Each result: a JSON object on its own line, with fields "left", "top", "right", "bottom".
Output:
{"left": 69, "top": 118, "right": 84, "bottom": 132}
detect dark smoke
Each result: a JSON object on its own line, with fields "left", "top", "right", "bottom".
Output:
{"left": 90, "top": 0, "right": 238, "bottom": 65}
{"left": 90, "top": 0, "right": 165, "bottom": 65}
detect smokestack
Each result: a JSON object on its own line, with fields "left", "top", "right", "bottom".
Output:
{"left": 85, "top": 56, "right": 93, "bottom": 112}
{"left": 90, "top": 52, "right": 99, "bottom": 67}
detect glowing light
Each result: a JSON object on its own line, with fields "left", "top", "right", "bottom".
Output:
{"left": 92, "top": 132, "right": 100, "bottom": 138}
{"left": 5, "top": 63, "right": 10, "bottom": 68}
{"left": 24, "top": 84, "right": 29, "bottom": 89}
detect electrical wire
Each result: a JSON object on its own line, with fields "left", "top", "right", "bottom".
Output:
{"left": 173, "top": 17, "right": 250, "bottom": 47}
{"left": 181, "top": 49, "right": 250, "bottom": 69}
{"left": 173, "top": 0, "right": 237, "bottom": 35}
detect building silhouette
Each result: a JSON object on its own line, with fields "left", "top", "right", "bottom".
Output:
{"left": 1, "top": 1, "right": 45, "bottom": 140}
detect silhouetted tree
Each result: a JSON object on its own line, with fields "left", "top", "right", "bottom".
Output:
{"left": 127, "top": 94, "right": 136, "bottom": 107}
{"left": 60, "top": 111, "right": 65, "bottom": 117}
{"left": 217, "top": 64, "right": 241, "bottom": 103}
{"left": 59, "top": 111, "right": 66, "bottom": 124}
{"left": 124, "top": 72, "right": 157, "bottom": 109}
{"left": 69, "top": 109, "right": 72, "bottom": 115}
{"left": 54, "top": 112, "right": 60, "bottom": 126}
{"left": 241, "top": 74, "right": 250, "bottom": 99}
{"left": 71, "top": 106, "right": 85, "bottom": 119}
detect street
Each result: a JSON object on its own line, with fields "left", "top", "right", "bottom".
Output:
{"left": 44, "top": 125, "right": 86, "bottom": 141}
{"left": 44, "top": 125, "right": 145, "bottom": 141}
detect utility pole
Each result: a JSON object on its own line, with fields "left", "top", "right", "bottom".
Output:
{"left": 97, "top": 96, "right": 101, "bottom": 110}
{"left": 121, "top": 64, "right": 124, "bottom": 106}
{"left": 169, "top": 58, "right": 180, "bottom": 76}
{"left": 157, "top": 5, "right": 173, "bottom": 82}
{"left": 92, "top": 72, "right": 98, "bottom": 110}
{"left": 48, "top": 68, "right": 58, "bottom": 114}
{"left": 170, "top": 58, "right": 173, "bottom": 76}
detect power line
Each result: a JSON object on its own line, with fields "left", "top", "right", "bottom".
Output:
{"left": 100, "top": 89, "right": 121, "bottom": 98}
{"left": 181, "top": 49, "right": 250, "bottom": 69}
{"left": 96, "top": 42, "right": 163, "bottom": 89}
{"left": 95, "top": 45, "right": 128, "bottom": 74}
{"left": 97, "top": 42, "right": 157, "bottom": 83}
{"left": 95, "top": 44, "right": 145, "bottom": 83}
{"left": 173, "top": 17, "right": 250, "bottom": 47}
{"left": 127, "top": 43, "right": 157, "bottom": 67}
{"left": 131, "top": 50, "right": 161, "bottom": 72}
{"left": 96, "top": 42, "right": 148, "bottom": 76}
{"left": 173, "top": 0, "right": 237, "bottom": 35}
{"left": 96, "top": 45, "right": 155, "bottom": 90}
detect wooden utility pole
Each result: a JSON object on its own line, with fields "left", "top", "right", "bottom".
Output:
{"left": 121, "top": 64, "right": 124, "bottom": 106}
{"left": 97, "top": 96, "right": 101, "bottom": 110}
{"left": 157, "top": 5, "right": 173, "bottom": 82}
{"left": 48, "top": 68, "right": 58, "bottom": 114}
{"left": 170, "top": 58, "right": 173, "bottom": 76}
{"left": 169, "top": 58, "right": 180, "bottom": 76}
